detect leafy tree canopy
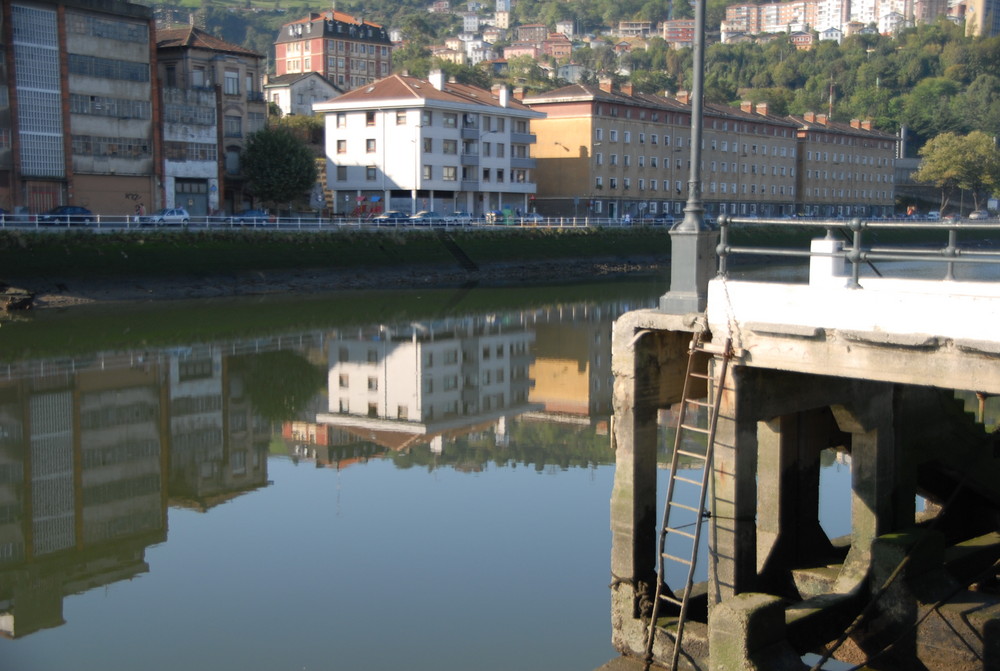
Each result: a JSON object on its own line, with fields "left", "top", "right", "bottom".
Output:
{"left": 912, "top": 131, "right": 1000, "bottom": 211}
{"left": 241, "top": 126, "right": 318, "bottom": 208}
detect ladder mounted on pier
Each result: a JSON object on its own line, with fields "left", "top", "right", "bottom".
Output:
{"left": 644, "top": 330, "right": 733, "bottom": 671}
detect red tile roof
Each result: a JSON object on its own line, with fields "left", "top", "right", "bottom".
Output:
{"left": 156, "top": 26, "right": 261, "bottom": 57}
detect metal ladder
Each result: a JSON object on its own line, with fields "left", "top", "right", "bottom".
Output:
{"left": 644, "top": 331, "right": 733, "bottom": 671}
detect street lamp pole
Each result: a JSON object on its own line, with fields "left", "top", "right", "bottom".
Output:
{"left": 660, "top": 0, "right": 719, "bottom": 314}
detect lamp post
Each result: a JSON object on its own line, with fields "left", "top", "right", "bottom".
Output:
{"left": 660, "top": 0, "right": 718, "bottom": 315}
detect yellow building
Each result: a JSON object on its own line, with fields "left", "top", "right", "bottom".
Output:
{"left": 523, "top": 82, "right": 897, "bottom": 220}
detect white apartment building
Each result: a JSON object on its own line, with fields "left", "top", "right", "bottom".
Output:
{"left": 317, "top": 322, "right": 535, "bottom": 441}
{"left": 314, "top": 71, "right": 544, "bottom": 217}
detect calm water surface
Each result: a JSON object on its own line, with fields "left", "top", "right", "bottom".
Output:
{"left": 2, "top": 267, "right": 994, "bottom": 671}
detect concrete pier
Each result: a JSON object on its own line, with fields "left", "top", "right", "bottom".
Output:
{"left": 610, "top": 244, "right": 1000, "bottom": 670}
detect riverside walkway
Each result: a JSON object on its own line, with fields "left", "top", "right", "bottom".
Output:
{"left": 609, "top": 217, "right": 1000, "bottom": 671}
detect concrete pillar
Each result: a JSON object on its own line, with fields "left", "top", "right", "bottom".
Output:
{"left": 756, "top": 408, "right": 835, "bottom": 594}
{"left": 709, "top": 365, "right": 760, "bottom": 605}
{"left": 831, "top": 383, "right": 904, "bottom": 592}
{"left": 610, "top": 314, "right": 696, "bottom": 656}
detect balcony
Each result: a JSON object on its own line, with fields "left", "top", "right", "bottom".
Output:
{"left": 461, "top": 153, "right": 480, "bottom": 166}
{"left": 461, "top": 179, "right": 480, "bottom": 190}
{"left": 461, "top": 126, "right": 481, "bottom": 140}
{"left": 511, "top": 132, "right": 535, "bottom": 144}
{"left": 510, "top": 157, "right": 535, "bottom": 169}
{"left": 247, "top": 91, "right": 265, "bottom": 103}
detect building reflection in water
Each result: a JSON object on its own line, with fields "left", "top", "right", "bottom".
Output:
{"left": 0, "top": 298, "right": 639, "bottom": 638}
{"left": 0, "top": 345, "right": 272, "bottom": 638}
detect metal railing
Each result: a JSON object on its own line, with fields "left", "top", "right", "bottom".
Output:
{"left": 717, "top": 215, "right": 1000, "bottom": 285}
{"left": 0, "top": 214, "right": 663, "bottom": 232}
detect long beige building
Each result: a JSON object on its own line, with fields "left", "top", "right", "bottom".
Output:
{"left": 523, "top": 81, "right": 896, "bottom": 220}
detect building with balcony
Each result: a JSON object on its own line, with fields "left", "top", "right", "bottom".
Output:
{"left": 274, "top": 11, "right": 392, "bottom": 92}
{"left": 156, "top": 26, "right": 267, "bottom": 214}
{"left": 314, "top": 71, "right": 544, "bottom": 217}
{"left": 1, "top": 0, "right": 159, "bottom": 217}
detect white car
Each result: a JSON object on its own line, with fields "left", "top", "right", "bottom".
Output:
{"left": 140, "top": 207, "right": 190, "bottom": 226}
{"left": 445, "top": 211, "right": 473, "bottom": 224}
{"left": 969, "top": 210, "right": 991, "bottom": 220}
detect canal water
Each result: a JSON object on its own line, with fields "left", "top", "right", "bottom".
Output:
{"left": 1, "top": 270, "right": 995, "bottom": 671}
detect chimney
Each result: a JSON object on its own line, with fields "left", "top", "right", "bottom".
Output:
{"left": 621, "top": 82, "right": 633, "bottom": 96}
{"left": 498, "top": 85, "right": 510, "bottom": 108}
{"left": 599, "top": 77, "right": 613, "bottom": 93}
{"left": 816, "top": 113, "right": 828, "bottom": 124}
{"left": 740, "top": 100, "right": 753, "bottom": 113}
{"left": 755, "top": 102, "right": 768, "bottom": 116}
{"left": 850, "top": 118, "right": 860, "bottom": 129}
{"left": 512, "top": 87, "right": 525, "bottom": 101}
{"left": 861, "top": 119, "right": 872, "bottom": 130}
{"left": 676, "top": 90, "right": 690, "bottom": 104}
{"left": 804, "top": 111, "right": 816, "bottom": 122}
{"left": 429, "top": 69, "right": 445, "bottom": 91}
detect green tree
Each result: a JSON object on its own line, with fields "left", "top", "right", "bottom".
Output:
{"left": 912, "top": 131, "right": 1000, "bottom": 212}
{"left": 241, "top": 126, "right": 318, "bottom": 210}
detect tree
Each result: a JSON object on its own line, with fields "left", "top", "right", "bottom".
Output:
{"left": 241, "top": 126, "right": 318, "bottom": 210}
{"left": 912, "top": 131, "right": 1000, "bottom": 212}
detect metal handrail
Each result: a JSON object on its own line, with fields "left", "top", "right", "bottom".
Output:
{"left": 716, "top": 215, "right": 1000, "bottom": 285}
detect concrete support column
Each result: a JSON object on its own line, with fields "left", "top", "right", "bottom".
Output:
{"left": 610, "top": 316, "right": 695, "bottom": 656}
{"left": 709, "top": 365, "right": 760, "bottom": 606}
{"left": 832, "top": 384, "right": 901, "bottom": 592}
{"left": 756, "top": 409, "right": 835, "bottom": 594}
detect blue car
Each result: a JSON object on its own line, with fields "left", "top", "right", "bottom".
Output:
{"left": 39, "top": 205, "right": 94, "bottom": 225}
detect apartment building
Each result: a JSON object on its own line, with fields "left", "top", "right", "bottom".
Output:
{"left": 523, "top": 82, "right": 895, "bottom": 220}
{"left": 264, "top": 72, "right": 343, "bottom": 118}
{"left": 156, "top": 26, "right": 267, "bottom": 215}
{"left": 314, "top": 72, "right": 543, "bottom": 217}
{"left": 791, "top": 112, "right": 896, "bottom": 218}
{"left": 1, "top": 0, "right": 159, "bottom": 216}
{"left": 274, "top": 11, "right": 391, "bottom": 92}
{"left": 660, "top": 19, "right": 697, "bottom": 48}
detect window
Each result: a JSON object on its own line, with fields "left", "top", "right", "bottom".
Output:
{"left": 443, "top": 139, "right": 457, "bottom": 154}
{"left": 336, "top": 165, "right": 347, "bottom": 180}
{"left": 368, "top": 377, "right": 378, "bottom": 391}
{"left": 596, "top": 152, "right": 603, "bottom": 166}
{"left": 366, "top": 166, "right": 377, "bottom": 180}
{"left": 337, "top": 113, "right": 347, "bottom": 128}
{"left": 609, "top": 177, "right": 617, "bottom": 189}
{"left": 366, "top": 111, "right": 376, "bottom": 126}
{"left": 423, "top": 137, "right": 432, "bottom": 153}
{"left": 422, "top": 165, "right": 432, "bottom": 179}
{"left": 610, "top": 154, "right": 618, "bottom": 166}
{"left": 421, "top": 110, "right": 433, "bottom": 125}
{"left": 595, "top": 128, "right": 604, "bottom": 141}
{"left": 336, "top": 139, "right": 346, "bottom": 154}
{"left": 224, "top": 69, "right": 239, "bottom": 95}
{"left": 595, "top": 176, "right": 603, "bottom": 189}
{"left": 223, "top": 115, "right": 242, "bottom": 138}
{"left": 639, "top": 133, "right": 645, "bottom": 144}
{"left": 443, "top": 113, "right": 457, "bottom": 128}
{"left": 366, "top": 138, "right": 376, "bottom": 153}
{"left": 610, "top": 129, "right": 618, "bottom": 142}
{"left": 339, "top": 374, "right": 349, "bottom": 388}
{"left": 443, "top": 166, "right": 457, "bottom": 181}
{"left": 624, "top": 131, "right": 631, "bottom": 143}
{"left": 396, "top": 111, "right": 407, "bottom": 125}
{"left": 496, "top": 169, "right": 504, "bottom": 183}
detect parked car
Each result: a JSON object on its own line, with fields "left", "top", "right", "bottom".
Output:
{"left": 969, "top": 210, "right": 991, "bottom": 220}
{"left": 521, "top": 212, "right": 545, "bottom": 224}
{"left": 483, "top": 210, "right": 505, "bottom": 224}
{"left": 140, "top": 207, "right": 190, "bottom": 226}
{"left": 372, "top": 210, "right": 410, "bottom": 223}
{"left": 229, "top": 209, "right": 273, "bottom": 225}
{"left": 409, "top": 211, "right": 444, "bottom": 224}
{"left": 444, "top": 211, "right": 473, "bottom": 224}
{"left": 38, "top": 205, "right": 94, "bottom": 225}
{"left": 926, "top": 211, "right": 941, "bottom": 220}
